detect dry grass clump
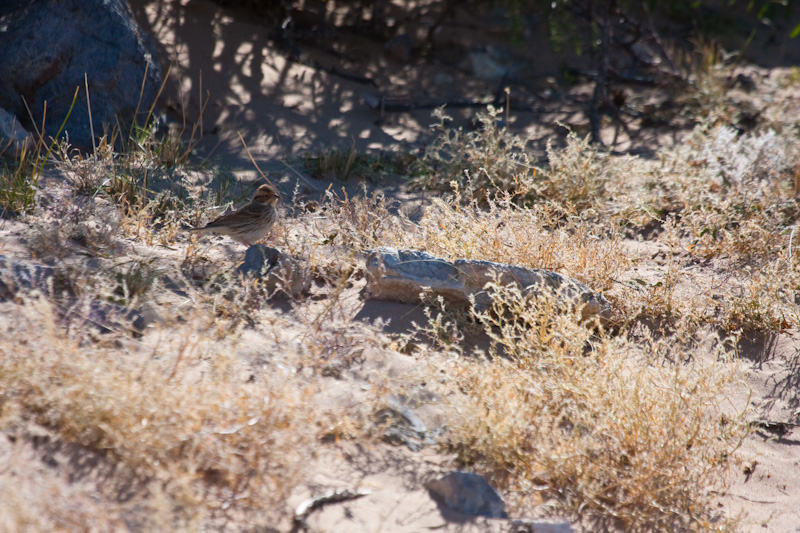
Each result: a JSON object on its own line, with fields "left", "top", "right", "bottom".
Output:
{"left": 0, "top": 146, "right": 40, "bottom": 217}
{"left": 305, "top": 118, "right": 798, "bottom": 336}
{"left": 44, "top": 132, "right": 247, "bottom": 254}
{"left": 608, "top": 217, "right": 799, "bottom": 336}
{"left": 108, "top": 258, "right": 160, "bottom": 306}
{"left": 309, "top": 186, "right": 627, "bottom": 293}
{"left": 679, "top": 205, "right": 794, "bottom": 263}
{"left": 309, "top": 187, "right": 403, "bottom": 250}
{"left": 655, "top": 124, "right": 799, "bottom": 261}
{"left": 404, "top": 191, "right": 627, "bottom": 290}
{"left": 304, "top": 143, "right": 415, "bottom": 183}
{"left": 414, "top": 106, "right": 537, "bottom": 198}
{"left": 615, "top": 124, "right": 800, "bottom": 332}
{"left": 713, "top": 258, "right": 800, "bottom": 334}
{"left": 47, "top": 106, "right": 230, "bottom": 247}
{"left": 413, "top": 106, "right": 644, "bottom": 213}
{"left": 0, "top": 297, "right": 367, "bottom": 526}
{"left": 442, "top": 284, "right": 748, "bottom": 531}
{"left": 27, "top": 183, "right": 121, "bottom": 263}
{"left": 123, "top": 180, "right": 237, "bottom": 248}
{"left": 538, "top": 132, "right": 639, "bottom": 211}
{"left": 56, "top": 137, "right": 185, "bottom": 214}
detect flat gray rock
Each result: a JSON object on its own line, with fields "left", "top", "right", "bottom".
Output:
{"left": 374, "top": 396, "right": 441, "bottom": 451}
{"left": 236, "top": 245, "right": 310, "bottom": 297}
{"left": 511, "top": 519, "right": 574, "bottom": 533}
{"left": 365, "top": 248, "right": 611, "bottom": 324}
{"left": 365, "top": 248, "right": 464, "bottom": 303}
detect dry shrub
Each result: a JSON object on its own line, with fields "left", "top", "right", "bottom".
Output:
{"left": 615, "top": 124, "right": 800, "bottom": 332}
{"left": 300, "top": 120, "right": 798, "bottom": 337}
{"left": 404, "top": 191, "right": 627, "bottom": 290}
{"left": 609, "top": 215, "right": 800, "bottom": 335}
{"left": 311, "top": 187, "right": 403, "bottom": 250}
{"left": 656, "top": 124, "right": 800, "bottom": 262}
{"left": 414, "top": 106, "right": 644, "bottom": 214}
{"left": 538, "top": 131, "right": 638, "bottom": 211}
{"left": 27, "top": 184, "right": 121, "bottom": 262}
{"left": 316, "top": 191, "right": 624, "bottom": 295}
{"left": 667, "top": 126, "right": 794, "bottom": 204}
{"left": 414, "top": 106, "right": 537, "bottom": 198}
{"left": 679, "top": 205, "right": 791, "bottom": 263}
{"left": 714, "top": 258, "right": 800, "bottom": 334}
{"left": 310, "top": 186, "right": 626, "bottom": 292}
{"left": 0, "top": 298, "right": 363, "bottom": 526}
{"left": 273, "top": 188, "right": 405, "bottom": 288}
{"left": 443, "top": 283, "right": 748, "bottom": 531}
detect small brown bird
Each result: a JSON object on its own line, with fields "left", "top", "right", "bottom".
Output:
{"left": 188, "top": 184, "right": 279, "bottom": 246}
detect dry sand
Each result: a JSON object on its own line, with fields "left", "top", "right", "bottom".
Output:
{"left": 1, "top": 0, "right": 799, "bottom": 531}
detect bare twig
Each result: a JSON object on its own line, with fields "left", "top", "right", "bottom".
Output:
{"left": 85, "top": 74, "right": 96, "bottom": 156}
{"left": 277, "top": 157, "right": 323, "bottom": 192}
{"left": 237, "top": 132, "right": 276, "bottom": 188}
{"left": 590, "top": 0, "right": 616, "bottom": 144}
{"left": 292, "top": 488, "right": 371, "bottom": 532}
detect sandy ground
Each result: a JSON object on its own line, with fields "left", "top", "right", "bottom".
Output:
{"left": 726, "top": 333, "right": 800, "bottom": 531}
{"left": 2, "top": 0, "right": 800, "bottom": 531}
{"left": 127, "top": 0, "right": 702, "bottom": 170}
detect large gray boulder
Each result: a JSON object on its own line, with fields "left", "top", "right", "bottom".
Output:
{"left": 426, "top": 471, "right": 508, "bottom": 519}
{"left": 0, "top": 0, "right": 161, "bottom": 151}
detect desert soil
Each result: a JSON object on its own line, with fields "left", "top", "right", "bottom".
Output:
{"left": 2, "top": 0, "right": 800, "bottom": 531}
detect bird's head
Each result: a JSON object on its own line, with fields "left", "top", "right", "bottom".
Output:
{"left": 253, "top": 184, "right": 279, "bottom": 206}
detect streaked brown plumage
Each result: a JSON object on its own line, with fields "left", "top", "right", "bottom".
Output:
{"left": 188, "top": 184, "right": 279, "bottom": 246}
